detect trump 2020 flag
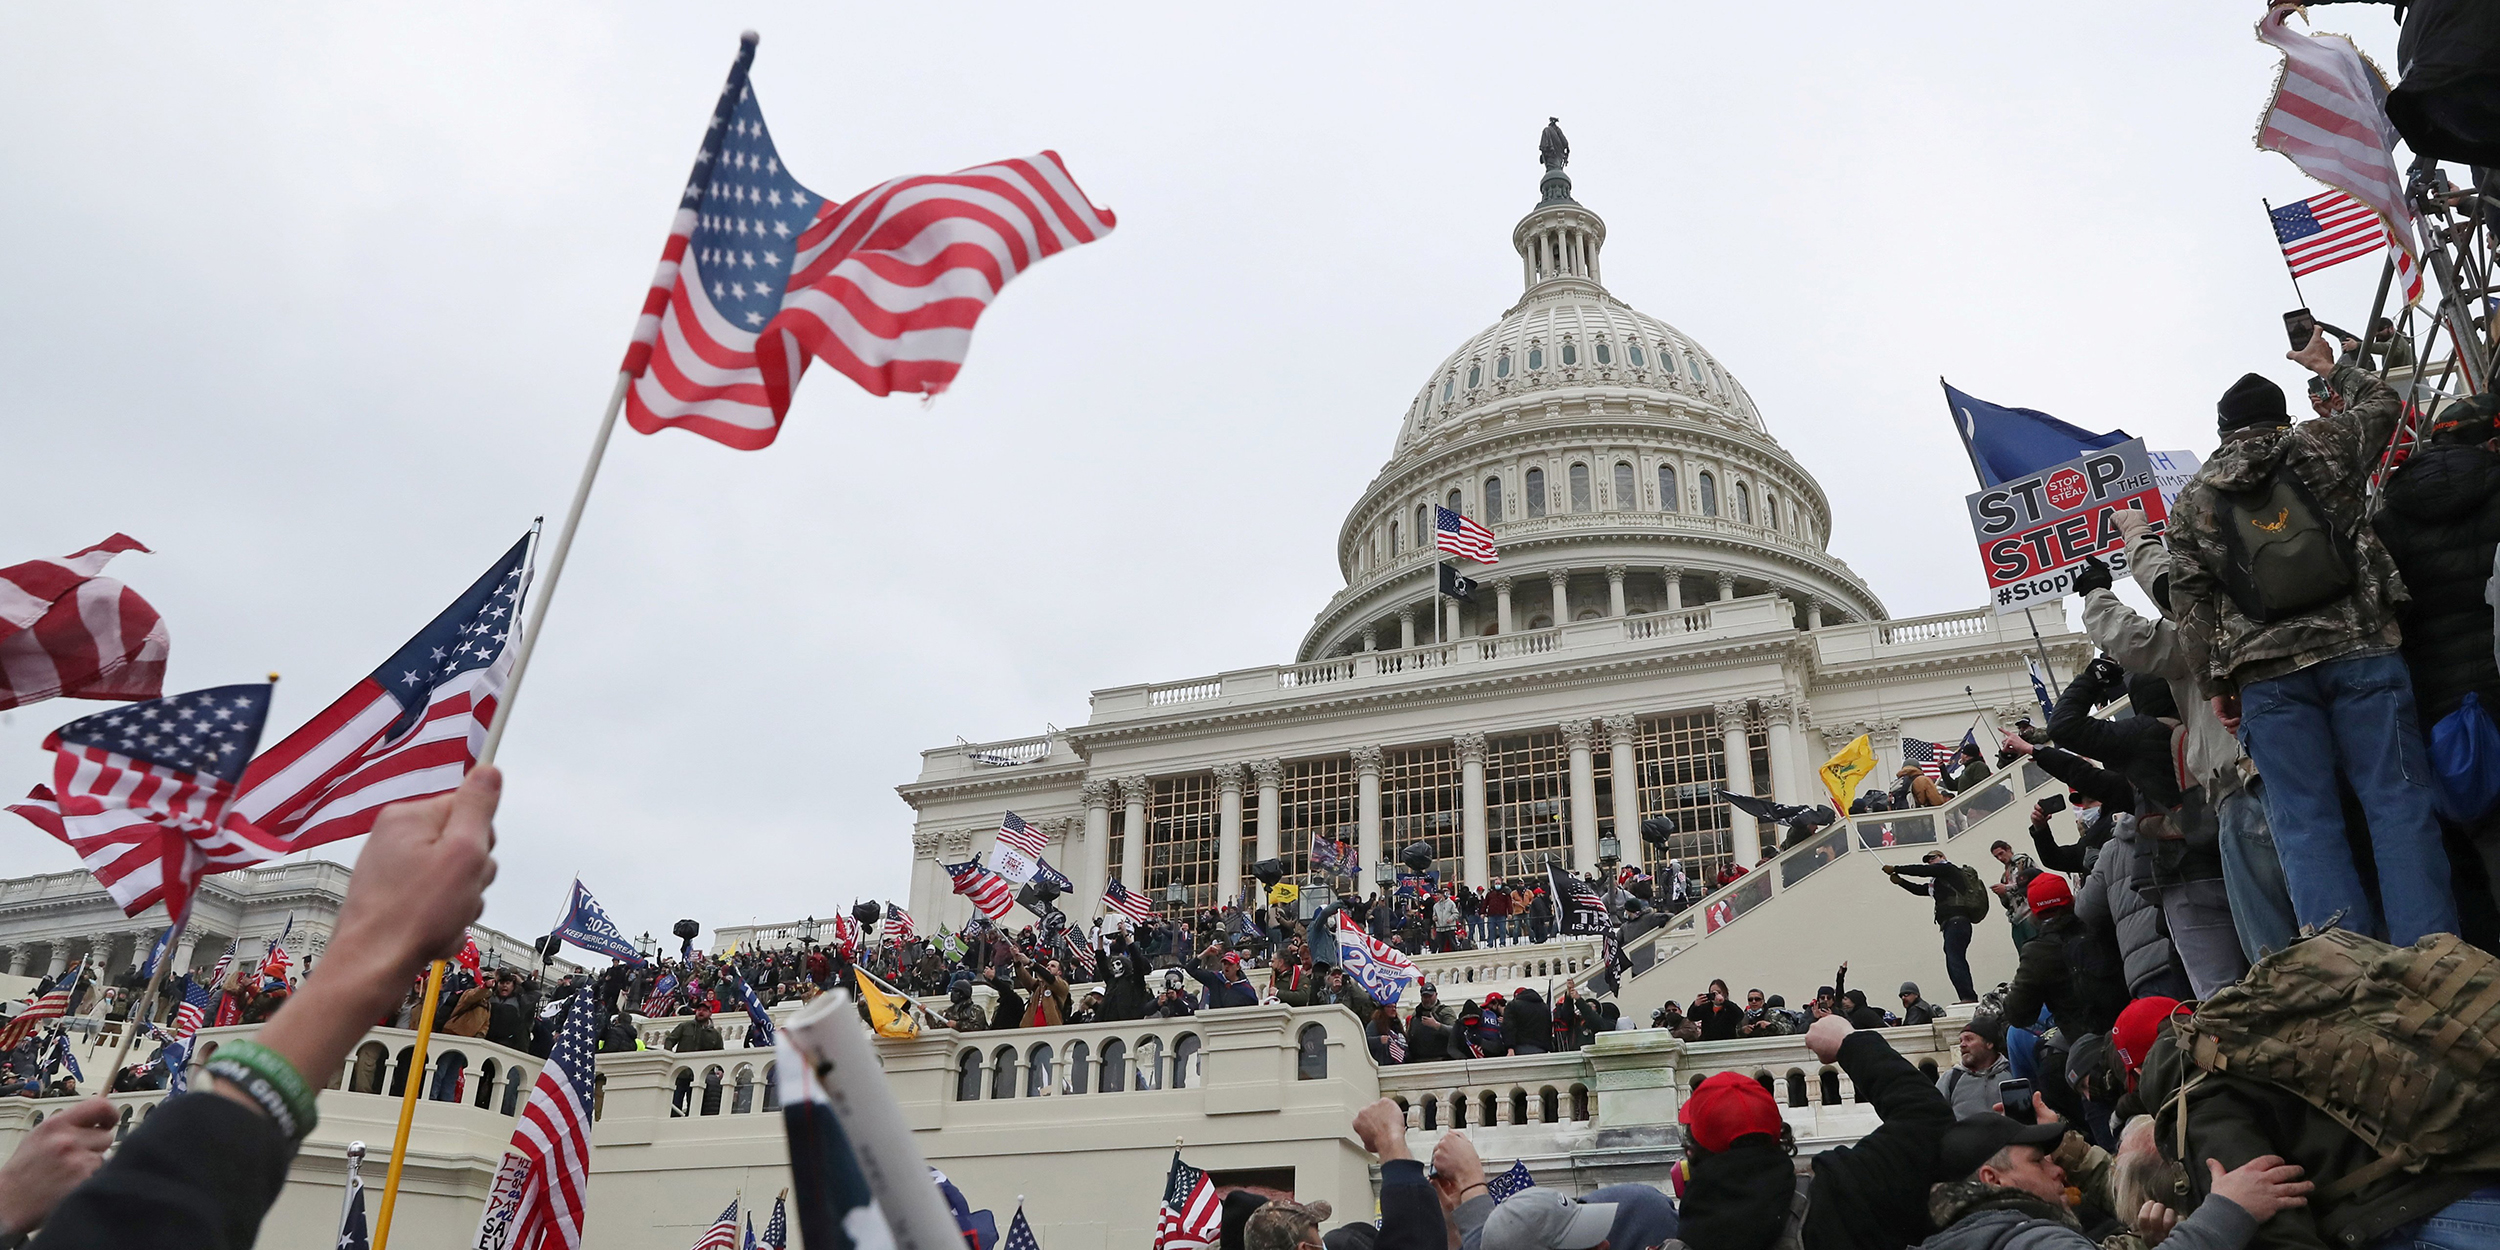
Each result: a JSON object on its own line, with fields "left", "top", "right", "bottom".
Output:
{"left": 621, "top": 35, "right": 1117, "bottom": 451}
{"left": 1333, "top": 913, "right": 1419, "bottom": 1005}
{"left": 553, "top": 878, "right": 646, "bottom": 965}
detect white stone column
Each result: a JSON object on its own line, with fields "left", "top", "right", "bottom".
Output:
{"left": 1717, "top": 572, "right": 1736, "bottom": 602}
{"left": 1445, "top": 597, "right": 1462, "bottom": 641}
{"left": 1120, "top": 776, "right": 1150, "bottom": 892}
{"left": 173, "top": 933, "right": 200, "bottom": 976}
{"left": 1563, "top": 720, "right": 1600, "bottom": 871}
{"left": 909, "top": 830, "right": 941, "bottom": 924}
{"left": 4, "top": 949, "right": 23, "bottom": 976}
{"left": 1253, "top": 760, "right": 1282, "bottom": 865}
{"left": 1353, "top": 746, "right": 1384, "bottom": 887}
{"left": 1764, "top": 698, "right": 1802, "bottom": 805}
{"left": 1806, "top": 601, "right": 1825, "bottom": 630}
{"left": 1216, "top": 764, "right": 1245, "bottom": 906}
{"left": 1549, "top": 570, "right": 1570, "bottom": 625}
{"left": 1605, "top": 715, "right": 1642, "bottom": 870}
{"left": 1082, "top": 779, "right": 1114, "bottom": 907}
{"left": 1663, "top": 566, "right": 1683, "bottom": 613}
{"left": 1606, "top": 565, "right": 1627, "bottom": 618}
{"left": 1494, "top": 577, "right": 1514, "bottom": 635}
{"left": 1399, "top": 608, "right": 1416, "bottom": 651}
{"left": 1458, "top": 733, "right": 1489, "bottom": 889}
{"left": 1716, "top": 702, "right": 1760, "bottom": 864}
{"left": 47, "top": 945, "right": 69, "bottom": 977}
{"left": 1363, "top": 628, "right": 1378, "bottom": 652}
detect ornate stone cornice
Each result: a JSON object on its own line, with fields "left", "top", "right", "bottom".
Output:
{"left": 1711, "top": 700, "right": 1751, "bottom": 725}
{"left": 1761, "top": 694, "right": 1796, "bottom": 722}
{"left": 1604, "top": 564, "right": 1626, "bottom": 582}
{"left": 1559, "top": 719, "right": 1595, "bottom": 750}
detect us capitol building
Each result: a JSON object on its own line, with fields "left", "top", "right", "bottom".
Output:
{"left": 895, "top": 140, "right": 2089, "bottom": 932}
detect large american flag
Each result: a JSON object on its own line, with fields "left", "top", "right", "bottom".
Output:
{"left": 1900, "top": 736, "right": 1951, "bottom": 783}
{"left": 1103, "top": 877, "right": 1157, "bottom": 925}
{"left": 621, "top": 35, "right": 1117, "bottom": 451}
{"left": 498, "top": 985, "right": 601, "bottom": 1250}
{"left": 946, "top": 860, "right": 1017, "bottom": 920}
{"left": 232, "top": 537, "right": 528, "bottom": 849}
{"left": 1153, "top": 1152, "right": 1221, "bottom": 1250}
{"left": 1434, "top": 505, "right": 1499, "bottom": 564}
{"left": 690, "top": 1198, "right": 741, "bottom": 1250}
{"left": 0, "top": 534, "right": 167, "bottom": 713}
{"left": 8, "top": 684, "right": 280, "bottom": 923}
{"left": 0, "top": 961, "right": 80, "bottom": 1053}
{"left": 2254, "top": 3, "right": 2423, "bottom": 304}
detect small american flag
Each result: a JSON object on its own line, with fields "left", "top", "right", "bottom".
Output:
{"left": 2254, "top": 4, "right": 2424, "bottom": 303}
{"left": 1488, "top": 1160, "right": 1536, "bottom": 1203}
{"left": 1900, "top": 737, "right": 1950, "bottom": 783}
{"left": 689, "top": 1198, "right": 741, "bottom": 1250}
{"left": 495, "top": 986, "right": 601, "bottom": 1250}
{"left": 165, "top": 977, "right": 215, "bottom": 1093}
{"left": 234, "top": 536, "right": 529, "bottom": 852}
{"left": 8, "top": 684, "right": 280, "bottom": 923}
{"left": 883, "top": 905, "right": 915, "bottom": 945}
{"left": 1434, "top": 506, "right": 1499, "bottom": 564}
{"left": 1153, "top": 1152, "right": 1220, "bottom": 1250}
{"left": 1061, "top": 933, "right": 1096, "bottom": 979}
{"left": 2270, "top": 190, "right": 2413, "bottom": 292}
{"left": 1003, "top": 1205, "right": 1042, "bottom": 1250}
{"left": 0, "top": 962, "right": 79, "bottom": 1053}
{"left": 1103, "top": 877, "right": 1156, "bottom": 925}
{"left": 1384, "top": 1027, "right": 1407, "bottom": 1063}
{"left": 0, "top": 534, "right": 167, "bottom": 713}
{"left": 622, "top": 37, "right": 1117, "bottom": 450}
{"left": 996, "top": 811, "right": 1049, "bottom": 858}
{"left": 946, "top": 861, "right": 1017, "bottom": 920}
{"left": 760, "top": 1196, "right": 787, "bottom": 1250}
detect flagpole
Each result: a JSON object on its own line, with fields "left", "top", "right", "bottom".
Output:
{"left": 338, "top": 1142, "right": 368, "bottom": 1241}
{"left": 478, "top": 380, "right": 626, "bottom": 767}
{"left": 2263, "top": 198, "right": 2311, "bottom": 307}
{"left": 97, "top": 913, "right": 185, "bottom": 1089}
{"left": 372, "top": 957, "right": 449, "bottom": 1250}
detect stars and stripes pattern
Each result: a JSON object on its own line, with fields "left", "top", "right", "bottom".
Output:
{"left": 1900, "top": 737, "right": 1951, "bottom": 783}
{"left": 759, "top": 1196, "right": 787, "bottom": 1250}
{"left": 1334, "top": 913, "right": 1421, "bottom": 1005}
{"left": 0, "top": 534, "right": 167, "bottom": 714}
{"left": 2270, "top": 189, "right": 2417, "bottom": 297}
{"left": 502, "top": 985, "right": 601, "bottom": 1250}
{"left": 164, "top": 977, "right": 216, "bottom": 1093}
{"left": 946, "top": 860, "right": 1017, "bottom": 921}
{"left": 259, "top": 915, "right": 295, "bottom": 985}
{"left": 621, "top": 36, "right": 1118, "bottom": 451}
{"left": 1384, "top": 1028, "right": 1407, "bottom": 1063}
{"left": 0, "top": 966, "right": 77, "bottom": 1053}
{"left": 996, "top": 811, "right": 1049, "bottom": 858}
{"left": 1102, "top": 877, "right": 1156, "bottom": 925}
{"left": 8, "top": 683, "right": 280, "bottom": 923}
{"left": 882, "top": 905, "right": 915, "bottom": 945}
{"left": 689, "top": 1198, "right": 741, "bottom": 1250}
{"left": 1546, "top": 864, "right": 1611, "bottom": 936}
{"left": 1003, "top": 1204, "right": 1042, "bottom": 1250}
{"left": 1434, "top": 505, "right": 1499, "bottom": 564}
{"left": 1060, "top": 932, "right": 1096, "bottom": 979}
{"left": 234, "top": 536, "right": 529, "bottom": 851}
{"left": 337, "top": 1181, "right": 371, "bottom": 1250}
{"left": 2254, "top": 3, "right": 2423, "bottom": 303}
{"left": 1153, "top": 1152, "right": 1220, "bottom": 1250}
{"left": 1488, "top": 1160, "right": 1537, "bottom": 1203}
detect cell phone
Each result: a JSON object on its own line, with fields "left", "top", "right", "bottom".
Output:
{"left": 1999, "top": 1078, "right": 2035, "bottom": 1123}
{"left": 2039, "top": 794, "right": 2068, "bottom": 815}
{"left": 2284, "top": 308, "right": 2317, "bottom": 350}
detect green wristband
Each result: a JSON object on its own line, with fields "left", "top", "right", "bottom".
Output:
{"left": 204, "top": 1040, "right": 319, "bottom": 1141}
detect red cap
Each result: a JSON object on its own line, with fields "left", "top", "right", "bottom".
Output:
{"left": 2111, "top": 997, "right": 2185, "bottom": 1085}
{"left": 1679, "top": 1071, "right": 1783, "bottom": 1154}
{"left": 2025, "top": 873, "right": 2075, "bottom": 913}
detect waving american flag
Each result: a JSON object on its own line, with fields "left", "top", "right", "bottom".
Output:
{"left": 621, "top": 35, "right": 1117, "bottom": 451}
{"left": 0, "top": 534, "right": 167, "bottom": 713}
{"left": 946, "top": 860, "right": 1016, "bottom": 921}
{"left": 478, "top": 986, "right": 600, "bottom": 1250}
{"left": 1434, "top": 505, "right": 1499, "bottom": 564}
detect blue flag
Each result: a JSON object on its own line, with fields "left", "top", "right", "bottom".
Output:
{"left": 1030, "top": 856, "right": 1075, "bottom": 894}
{"left": 337, "top": 1181, "right": 370, "bottom": 1250}
{"left": 2027, "top": 656, "right": 2057, "bottom": 719}
{"left": 736, "top": 977, "right": 777, "bottom": 1049}
{"left": 137, "top": 927, "right": 171, "bottom": 980}
{"left": 1488, "top": 1159, "right": 1536, "bottom": 1203}
{"left": 553, "top": 878, "right": 647, "bottom": 965}
{"left": 1942, "top": 381, "right": 2131, "bottom": 488}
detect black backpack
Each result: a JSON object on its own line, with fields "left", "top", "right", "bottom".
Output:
{"left": 1938, "top": 864, "right": 1992, "bottom": 924}
{"left": 2212, "top": 466, "right": 2355, "bottom": 623}
{"left": 2058, "top": 923, "right": 2130, "bottom": 1035}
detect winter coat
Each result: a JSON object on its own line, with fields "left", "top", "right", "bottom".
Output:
{"left": 1099, "top": 944, "right": 1152, "bottom": 1022}
{"left": 1499, "top": 989, "right": 1551, "bottom": 1052}
{"left": 1276, "top": 976, "right": 1378, "bottom": 1023}
{"left": 2085, "top": 526, "right": 2250, "bottom": 800}
{"left": 1934, "top": 1055, "right": 2008, "bottom": 1121}
{"left": 1998, "top": 907, "right": 2115, "bottom": 1038}
{"left": 1016, "top": 963, "right": 1070, "bottom": 1027}
{"left": 2079, "top": 814, "right": 2181, "bottom": 998}
{"left": 985, "top": 976, "right": 1025, "bottom": 1032}
{"left": 1943, "top": 757, "right": 1992, "bottom": 794}
{"left": 1893, "top": 767, "right": 1948, "bottom": 809}
{"left": 2049, "top": 671, "right": 2223, "bottom": 890}
{"left": 1914, "top": 1183, "right": 2096, "bottom": 1249}
{"left": 2372, "top": 438, "right": 2500, "bottom": 725}
{"left": 2170, "top": 363, "right": 2410, "bottom": 695}
{"left": 1802, "top": 1031, "right": 1958, "bottom": 1250}
{"left": 441, "top": 985, "right": 492, "bottom": 1038}
{"left": 1691, "top": 998, "right": 1744, "bottom": 1041}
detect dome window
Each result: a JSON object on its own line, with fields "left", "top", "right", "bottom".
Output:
{"left": 1765, "top": 491, "right": 1780, "bottom": 533}
{"left": 1658, "top": 465, "right": 1679, "bottom": 513}
{"left": 1561, "top": 343, "right": 1577, "bottom": 366}
{"left": 1496, "top": 354, "right": 1512, "bottom": 379}
{"left": 1699, "top": 472, "right": 1719, "bottom": 517}
{"left": 1568, "top": 463, "right": 1592, "bottom": 514}
{"left": 1613, "top": 462, "right": 1635, "bottom": 512}
{"left": 1525, "top": 468, "right": 1547, "bottom": 518}
{"left": 1594, "top": 341, "right": 1611, "bottom": 365}
{"left": 1527, "top": 347, "right": 1544, "bottom": 371}
{"left": 1627, "top": 342, "right": 1645, "bottom": 367}
{"left": 1447, "top": 489, "right": 1463, "bottom": 514}
{"left": 1735, "top": 482, "right": 1753, "bottom": 524}
{"left": 1484, "top": 476, "right": 1503, "bottom": 520}
{"left": 1389, "top": 520, "right": 1400, "bottom": 556}
{"left": 1468, "top": 364, "right": 1481, "bottom": 388}
{"left": 1442, "top": 376, "right": 1455, "bottom": 402}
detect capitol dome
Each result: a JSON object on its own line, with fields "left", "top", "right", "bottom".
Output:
{"left": 1299, "top": 143, "right": 1885, "bottom": 661}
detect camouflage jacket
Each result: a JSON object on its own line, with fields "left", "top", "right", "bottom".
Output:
{"left": 2167, "top": 364, "right": 2408, "bottom": 695}
{"left": 945, "top": 1000, "right": 988, "bottom": 1033}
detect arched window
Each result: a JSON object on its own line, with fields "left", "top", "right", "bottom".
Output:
{"left": 1442, "top": 376, "right": 1454, "bottom": 402}
{"left": 1658, "top": 465, "right": 1680, "bottom": 513}
{"left": 1389, "top": 520, "right": 1400, "bottom": 556}
{"left": 990, "top": 1046, "right": 1017, "bottom": 1100}
{"left": 1484, "top": 476, "right": 1503, "bottom": 520}
{"left": 1819, "top": 1067, "right": 1843, "bottom": 1106}
{"left": 1496, "top": 354, "right": 1512, "bottom": 379}
{"left": 1422, "top": 1096, "right": 1439, "bottom": 1130}
{"left": 1135, "top": 1037, "right": 1163, "bottom": 1091}
{"left": 1447, "top": 488, "right": 1462, "bottom": 515}
{"left": 504, "top": 1065, "right": 530, "bottom": 1115}
{"left": 1765, "top": 491, "right": 1780, "bottom": 533}
{"left": 1527, "top": 347, "right": 1544, "bottom": 371}
{"left": 1736, "top": 482, "right": 1752, "bottom": 524}
{"left": 1099, "top": 1039, "right": 1128, "bottom": 1092}
{"left": 1026, "top": 1043, "right": 1055, "bottom": 1097}
{"left": 350, "top": 1042, "right": 388, "bottom": 1094}
{"left": 1541, "top": 1088, "right": 1561, "bottom": 1123}
{"left": 1568, "top": 463, "right": 1592, "bottom": 513}
{"left": 1065, "top": 1041, "right": 1091, "bottom": 1095}
{"left": 1571, "top": 1084, "right": 1592, "bottom": 1121}
{"left": 1482, "top": 1091, "right": 1500, "bottom": 1125}
{"left": 1174, "top": 1033, "right": 1202, "bottom": 1089}
{"left": 1296, "top": 1024, "right": 1328, "bottom": 1080}
{"left": 1627, "top": 342, "right": 1645, "bottom": 367}
{"left": 1699, "top": 472, "right": 1719, "bottom": 517}
{"left": 1451, "top": 1094, "right": 1468, "bottom": 1129}
{"left": 1786, "top": 1069, "right": 1810, "bottom": 1107}
{"left": 671, "top": 1067, "right": 693, "bottom": 1117}
{"left": 474, "top": 1059, "right": 500, "bottom": 1109}
{"left": 431, "top": 1051, "right": 468, "bottom": 1103}
{"left": 1613, "top": 462, "right": 1635, "bottom": 511}
{"left": 1595, "top": 341, "right": 1611, "bottom": 365}
{"left": 957, "top": 1050, "right": 983, "bottom": 1100}
{"left": 1467, "top": 363, "right": 1481, "bottom": 388}
{"left": 732, "top": 1064, "right": 756, "bottom": 1114}
{"left": 1416, "top": 505, "right": 1430, "bottom": 546}
{"left": 1561, "top": 342, "right": 1577, "bottom": 366}
{"left": 701, "top": 1064, "right": 726, "bottom": 1116}
{"left": 1525, "top": 468, "right": 1547, "bottom": 518}
{"left": 761, "top": 1063, "right": 780, "bottom": 1112}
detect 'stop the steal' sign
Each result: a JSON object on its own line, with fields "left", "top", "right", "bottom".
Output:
{"left": 1965, "top": 438, "right": 2168, "bottom": 614}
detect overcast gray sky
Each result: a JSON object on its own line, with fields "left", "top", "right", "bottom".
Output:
{"left": 0, "top": 5, "right": 2412, "bottom": 943}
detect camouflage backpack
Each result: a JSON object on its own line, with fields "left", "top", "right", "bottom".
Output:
{"left": 2168, "top": 927, "right": 2500, "bottom": 1198}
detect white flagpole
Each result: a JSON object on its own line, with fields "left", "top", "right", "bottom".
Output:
{"left": 478, "top": 371, "right": 631, "bottom": 766}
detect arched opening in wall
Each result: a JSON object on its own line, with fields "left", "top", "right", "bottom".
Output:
{"left": 1485, "top": 476, "right": 1503, "bottom": 521}
{"left": 671, "top": 1067, "right": 693, "bottom": 1117}
{"left": 1528, "top": 614, "right": 1552, "bottom": 629}
{"left": 116, "top": 1106, "right": 133, "bottom": 1142}
{"left": 1099, "top": 1038, "right": 1128, "bottom": 1092}
{"left": 957, "top": 1051, "right": 983, "bottom": 1101}
{"left": 1481, "top": 1090, "right": 1499, "bottom": 1126}
{"left": 1613, "top": 461, "right": 1635, "bottom": 511}
{"left": 1174, "top": 1033, "right": 1201, "bottom": 1090}
{"left": 1735, "top": 482, "right": 1752, "bottom": 524}
{"left": 1421, "top": 1096, "right": 1439, "bottom": 1131}
{"left": 1389, "top": 520, "right": 1400, "bottom": 556}
{"left": 1541, "top": 1087, "right": 1561, "bottom": 1124}
{"left": 1819, "top": 1067, "right": 1843, "bottom": 1106}
{"left": 1568, "top": 463, "right": 1591, "bottom": 513}
{"left": 1526, "top": 468, "right": 1547, "bottom": 518}
{"left": 1699, "top": 472, "right": 1719, "bottom": 517}
{"left": 1765, "top": 491, "right": 1780, "bottom": 533}
{"left": 1065, "top": 1041, "right": 1090, "bottom": 1095}
{"left": 990, "top": 1046, "right": 1017, "bottom": 1100}
{"left": 1416, "top": 505, "right": 1430, "bottom": 547}
{"left": 474, "top": 1059, "right": 500, "bottom": 1109}
{"left": 701, "top": 1064, "right": 726, "bottom": 1116}
{"left": 1026, "top": 1044, "right": 1055, "bottom": 1098}
{"left": 762, "top": 1063, "right": 781, "bottom": 1112}
{"left": 505, "top": 1064, "right": 530, "bottom": 1115}
{"left": 1576, "top": 609, "right": 1603, "bottom": 622}
{"left": 1135, "top": 1036, "right": 1164, "bottom": 1091}
{"left": 1570, "top": 1084, "right": 1592, "bottom": 1121}
{"left": 1449, "top": 1093, "right": 1467, "bottom": 1129}
{"left": 1447, "top": 488, "right": 1463, "bottom": 515}
{"left": 1295, "top": 1025, "right": 1327, "bottom": 1080}
{"left": 1786, "top": 1069, "right": 1810, "bottom": 1108}
{"left": 431, "top": 1050, "right": 468, "bottom": 1103}
{"left": 1510, "top": 1089, "right": 1529, "bottom": 1125}
{"left": 350, "top": 1042, "right": 387, "bottom": 1093}
{"left": 732, "top": 1064, "right": 757, "bottom": 1114}
{"left": 391, "top": 1046, "right": 415, "bottom": 1098}
{"left": 1658, "top": 466, "right": 1680, "bottom": 513}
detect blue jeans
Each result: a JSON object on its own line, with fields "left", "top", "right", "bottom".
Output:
{"left": 2218, "top": 783, "right": 2300, "bottom": 961}
{"left": 2371, "top": 1185, "right": 2500, "bottom": 1249}
{"left": 2239, "top": 652, "right": 2459, "bottom": 944}
{"left": 1940, "top": 916, "right": 1977, "bottom": 1001}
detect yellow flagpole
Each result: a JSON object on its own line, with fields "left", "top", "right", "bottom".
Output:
{"left": 372, "top": 958, "right": 448, "bottom": 1250}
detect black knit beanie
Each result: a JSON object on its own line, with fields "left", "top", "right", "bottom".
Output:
{"left": 2218, "top": 372, "right": 2289, "bottom": 433}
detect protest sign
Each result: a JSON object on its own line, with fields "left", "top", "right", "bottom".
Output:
{"left": 1966, "top": 438, "right": 2168, "bottom": 614}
